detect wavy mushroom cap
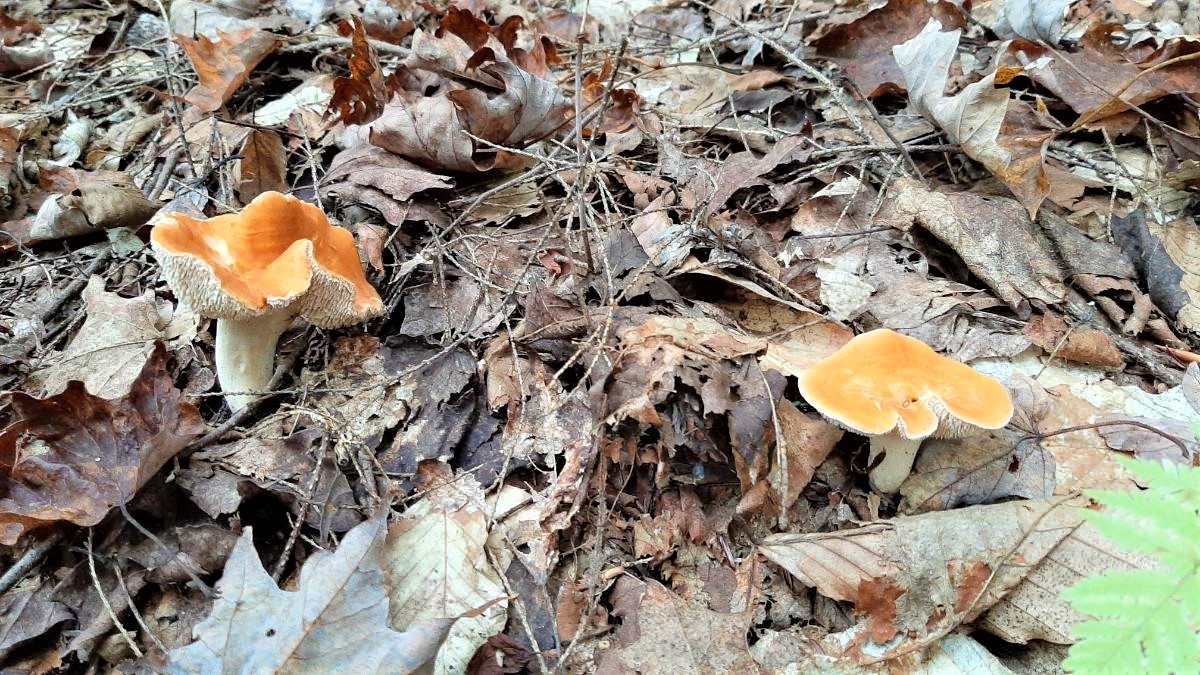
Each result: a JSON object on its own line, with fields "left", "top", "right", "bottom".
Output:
{"left": 150, "top": 191, "right": 384, "bottom": 327}
{"left": 796, "top": 328, "right": 1013, "bottom": 440}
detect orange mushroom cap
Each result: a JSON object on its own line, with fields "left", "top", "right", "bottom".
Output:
{"left": 150, "top": 192, "right": 384, "bottom": 327}
{"left": 796, "top": 329, "right": 1013, "bottom": 440}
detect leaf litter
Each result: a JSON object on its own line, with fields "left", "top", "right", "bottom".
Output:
{"left": 0, "top": 0, "right": 1196, "bottom": 671}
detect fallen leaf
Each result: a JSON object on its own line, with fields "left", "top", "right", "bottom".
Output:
{"left": 368, "top": 59, "right": 569, "bottom": 172}
{"left": 329, "top": 17, "right": 392, "bottom": 126}
{"left": 984, "top": 0, "right": 1077, "bottom": 42}
{"left": 385, "top": 463, "right": 508, "bottom": 675}
{"left": 0, "top": 579, "right": 71, "bottom": 654}
{"left": 176, "top": 28, "right": 279, "bottom": 112}
{"left": 767, "top": 402, "right": 844, "bottom": 516}
{"left": 892, "top": 179, "right": 1066, "bottom": 317}
{"left": 899, "top": 428, "right": 1056, "bottom": 513}
{"left": 894, "top": 20, "right": 1053, "bottom": 216}
{"left": 0, "top": 344, "right": 204, "bottom": 545}
{"left": 321, "top": 145, "right": 452, "bottom": 221}
{"left": 1110, "top": 211, "right": 1200, "bottom": 333}
{"left": 813, "top": 0, "right": 967, "bottom": 98}
{"left": 597, "top": 576, "right": 764, "bottom": 674}
{"left": 0, "top": 10, "right": 40, "bottom": 45}
{"left": 169, "top": 514, "right": 460, "bottom": 673}
{"left": 236, "top": 129, "right": 288, "bottom": 202}
{"left": 1001, "top": 25, "right": 1200, "bottom": 126}
{"left": 29, "top": 170, "right": 159, "bottom": 240}
{"left": 1024, "top": 313, "right": 1125, "bottom": 368}
{"left": 30, "top": 276, "right": 163, "bottom": 399}
{"left": 761, "top": 496, "right": 1157, "bottom": 659}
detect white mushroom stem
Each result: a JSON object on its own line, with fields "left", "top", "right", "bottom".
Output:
{"left": 867, "top": 432, "right": 923, "bottom": 493}
{"left": 214, "top": 312, "right": 292, "bottom": 411}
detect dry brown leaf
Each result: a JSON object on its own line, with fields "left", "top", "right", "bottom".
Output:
{"left": 1002, "top": 25, "right": 1200, "bottom": 126}
{"left": 597, "top": 576, "right": 764, "bottom": 674}
{"left": 321, "top": 144, "right": 452, "bottom": 223}
{"left": 892, "top": 179, "right": 1066, "bottom": 317}
{"left": 328, "top": 17, "right": 392, "bottom": 126}
{"left": 29, "top": 170, "right": 159, "bottom": 240}
{"left": 767, "top": 402, "right": 844, "bottom": 516}
{"left": 30, "top": 276, "right": 163, "bottom": 399}
{"left": 813, "top": 0, "right": 967, "bottom": 98}
{"left": 0, "top": 344, "right": 205, "bottom": 545}
{"left": 235, "top": 129, "right": 287, "bottom": 202}
{"left": 0, "top": 10, "right": 40, "bottom": 45}
{"left": 894, "top": 20, "right": 1054, "bottom": 216}
{"left": 760, "top": 496, "right": 1153, "bottom": 660}
{"left": 176, "top": 28, "right": 278, "bottom": 112}
{"left": 1024, "top": 312, "right": 1125, "bottom": 368}
{"left": 368, "top": 59, "right": 569, "bottom": 172}
{"left": 0, "top": 44, "right": 51, "bottom": 74}
{"left": 0, "top": 579, "right": 71, "bottom": 655}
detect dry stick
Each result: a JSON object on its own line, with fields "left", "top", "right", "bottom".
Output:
{"left": 272, "top": 437, "right": 329, "bottom": 582}
{"left": 696, "top": 0, "right": 872, "bottom": 144}
{"left": 152, "top": 0, "right": 196, "bottom": 173}
{"left": 117, "top": 501, "right": 213, "bottom": 597}
{"left": 278, "top": 34, "right": 409, "bottom": 57}
{"left": 0, "top": 531, "right": 63, "bottom": 597}
{"left": 86, "top": 528, "right": 143, "bottom": 659}
{"left": 1027, "top": 419, "right": 1192, "bottom": 460}
{"left": 113, "top": 560, "right": 168, "bottom": 656}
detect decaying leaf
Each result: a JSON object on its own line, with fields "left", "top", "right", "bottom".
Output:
{"left": 760, "top": 496, "right": 1159, "bottom": 660}
{"left": 29, "top": 170, "right": 159, "bottom": 240}
{"left": 596, "top": 576, "right": 763, "bottom": 674}
{"left": 30, "top": 276, "right": 164, "bottom": 399}
{"left": 892, "top": 179, "right": 1066, "bottom": 317}
{"left": 385, "top": 463, "right": 508, "bottom": 675}
{"left": 235, "top": 129, "right": 288, "bottom": 201}
{"left": 320, "top": 144, "right": 451, "bottom": 222}
{"left": 169, "top": 514, "right": 460, "bottom": 674}
{"left": 0, "top": 344, "right": 204, "bottom": 545}
{"left": 176, "top": 28, "right": 278, "bottom": 112}
{"left": 894, "top": 20, "right": 1053, "bottom": 216}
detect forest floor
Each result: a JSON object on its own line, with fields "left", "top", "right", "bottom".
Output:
{"left": 0, "top": 0, "right": 1198, "bottom": 672}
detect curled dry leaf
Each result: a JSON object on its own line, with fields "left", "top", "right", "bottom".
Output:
{"left": 1001, "top": 25, "right": 1200, "bottom": 126}
{"left": 29, "top": 170, "right": 158, "bottom": 240}
{"left": 328, "top": 17, "right": 393, "bottom": 126}
{"left": 169, "top": 514, "right": 462, "bottom": 674}
{"left": 175, "top": 28, "right": 278, "bottom": 112}
{"left": 0, "top": 343, "right": 205, "bottom": 545}
{"left": 894, "top": 20, "right": 1053, "bottom": 216}
{"left": 368, "top": 56, "right": 569, "bottom": 171}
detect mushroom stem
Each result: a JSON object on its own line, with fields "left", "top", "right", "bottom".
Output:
{"left": 214, "top": 313, "right": 291, "bottom": 411}
{"left": 867, "top": 432, "right": 923, "bottom": 493}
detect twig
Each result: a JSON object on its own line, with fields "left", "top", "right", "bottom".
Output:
{"left": 181, "top": 345, "right": 304, "bottom": 455}
{"left": 272, "top": 437, "right": 329, "bottom": 582}
{"left": 87, "top": 529, "right": 143, "bottom": 659}
{"left": 113, "top": 560, "right": 167, "bottom": 656}
{"left": 0, "top": 531, "right": 63, "bottom": 597}
{"left": 117, "top": 501, "right": 213, "bottom": 597}
{"left": 1026, "top": 420, "right": 1192, "bottom": 460}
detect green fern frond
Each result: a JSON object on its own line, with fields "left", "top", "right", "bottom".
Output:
{"left": 1062, "top": 457, "right": 1200, "bottom": 674}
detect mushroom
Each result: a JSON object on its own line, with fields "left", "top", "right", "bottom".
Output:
{"left": 796, "top": 328, "right": 1013, "bottom": 493}
{"left": 151, "top": 191, "right": 384, "bottom": 411}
